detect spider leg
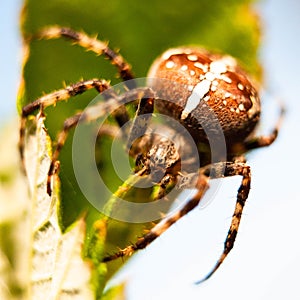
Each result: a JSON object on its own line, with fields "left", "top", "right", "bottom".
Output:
{"left": 102, "top": 172, "right": 210, "bottom": 262}
{"left": 93, "top": 86, "right": 155, "bottom": 154}
{"left": 45, "top": 87, "right": 154, "bottom": 195}
{"left": 195, "top": 161, "right": 251, "bottom": 284}
{"left": 19, "top": 79, "right": 112, "bottom": 165}
{"left": 126, "top": 95, "right": 155, "bottom": 152}
{"left": 95, "top": 88, "right": 155, "bottom": 150}
{"left": 97, "top": 124, "right": 120, "bottom": 139}
{"left": 30, "top": 26, "right": 135, "bottom": 83}
{"left": 244, "top": 104, "right": 285, "bottom": 151}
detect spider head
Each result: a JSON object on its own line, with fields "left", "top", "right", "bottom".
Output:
{"left": 135, "top": 136, "right": 181, "bottom": 183}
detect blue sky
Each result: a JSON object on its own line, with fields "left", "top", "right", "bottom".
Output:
{"left": 1, "top": 0, "right": 300, "bottom": 299}
{"left": 0, "top": 1, "right": 21, "bottom": 126}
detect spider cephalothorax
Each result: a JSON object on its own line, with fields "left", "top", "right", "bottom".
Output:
{"left": 19, "top": 26, "right": 284, "bottom": 283}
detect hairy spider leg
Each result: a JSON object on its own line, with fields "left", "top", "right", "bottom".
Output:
{"left": 195, "top": 161, "right": 251, "bottom": 284}
{"left": 126, "top": 96, "right": 155, "bottom": 152}
{"left": 43, "top": 87, "right": 154, "bottom": 195}
{"left": 102, "top": 161, "right": 251, "bottom": 283}
{"left": 31, "top": 26, "right": 135, "bottom": 83}
{"left": 96, "top": 124, "right": 121, "bottom": 139}
{"left": 19, "top": 79, "right": 112, "bottom": 164}
{"left": 19, "top": 79, "right": 113, "bottom": 165}
{"left": 244, "top": 105, "right": 285, "bottom": 151}
{"left": 102, "top": 170, "right": 210, "bottom": 262}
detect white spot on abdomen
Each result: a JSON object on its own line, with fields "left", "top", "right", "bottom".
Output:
{"left": 181, "top": 79, "right": 211, "bottom": 119}
{"left": 187, "top": 54, "right": 198, "bottom": 61}
{"left": 166, "top": 61, "right": 175, "bottom": 69}
{"left": 181, "top": 65, "right": 188, "bottom": 71}
{"left": 210, "top": 61, "right": 227, "bottom": 74}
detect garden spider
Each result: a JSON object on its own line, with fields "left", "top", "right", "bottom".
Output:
{"left": 19, "top": 26, "right": 284, "bottom": 283}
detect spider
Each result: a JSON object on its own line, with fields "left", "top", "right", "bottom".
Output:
{"left": 19, "top": 26, "right": 284, "bottom": 284}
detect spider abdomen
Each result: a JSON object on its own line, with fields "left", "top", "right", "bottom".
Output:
{"left": 147, "top": 47, "right": 261, "bottom": 148}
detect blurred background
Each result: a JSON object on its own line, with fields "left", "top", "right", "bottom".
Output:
{"left": 0, "top": 0, "right": 299, "bottom": 299}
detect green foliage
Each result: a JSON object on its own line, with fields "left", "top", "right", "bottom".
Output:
{"left": 17, "top": 0, "right": 261, "bottom": 298}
